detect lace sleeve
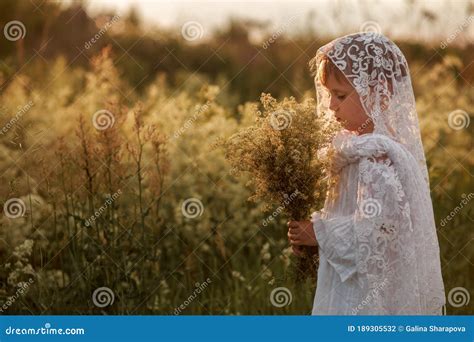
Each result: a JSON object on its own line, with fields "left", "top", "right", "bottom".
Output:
{"left": 310, "top": 213, "right": 357, "bottom": 282}
{"left": 312, "top": 154, "right": 419, "bottom": 314}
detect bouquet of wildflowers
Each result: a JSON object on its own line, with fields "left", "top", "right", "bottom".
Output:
{"left": 221, "top": 93, "right": 336, "bottom": 280}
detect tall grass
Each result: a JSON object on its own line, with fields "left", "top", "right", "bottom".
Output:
{"left": 0, "top": 45, "right": 472, "bottom": 315}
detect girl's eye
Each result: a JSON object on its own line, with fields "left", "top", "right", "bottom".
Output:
{"left": 336, "top": 94, "right": 346, "bottom": 100}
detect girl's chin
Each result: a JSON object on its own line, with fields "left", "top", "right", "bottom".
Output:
{"left": 343, "top": 124, "right": 368, "bottom": 134}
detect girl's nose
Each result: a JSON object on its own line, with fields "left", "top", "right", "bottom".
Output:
{"left": 329, "top": 95, "right": 339, "bottom": 112}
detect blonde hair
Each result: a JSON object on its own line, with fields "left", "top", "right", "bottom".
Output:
{"left": 309, "top": 54, "right": 345, "bottom": 87}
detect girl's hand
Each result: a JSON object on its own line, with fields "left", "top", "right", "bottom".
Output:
{"left": 287, "top": 220, "right": 317, "bottom": 246}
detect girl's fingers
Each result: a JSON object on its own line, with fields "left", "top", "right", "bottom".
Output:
{"left": 288, "top": 227, "right": 300, "bottom": 236}
{"left": 288, "top": 233, "right": 299, "bottom": 243}
{"left": 287, "top": 222, "right": 305, "bottom": 247}
{"left": 290, "top": 238, "right": 303, "bottom": 246}
{"left": 287, "top": 232, "right": 299, "bottom": 241}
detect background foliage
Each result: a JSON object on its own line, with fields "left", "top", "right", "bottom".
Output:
{"left": 0, "top": 0, "right": 472, "bottom": 314}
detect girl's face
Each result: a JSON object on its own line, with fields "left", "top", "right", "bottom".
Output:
{"left": 315, "top": 71, "right": 374, "bottom": 135}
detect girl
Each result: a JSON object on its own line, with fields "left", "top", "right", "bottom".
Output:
{"left": 287, "top": 32, "right": 446, "bottom": 315}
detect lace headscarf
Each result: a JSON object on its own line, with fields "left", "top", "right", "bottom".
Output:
{"left": 311, "top": 32, "right": 446, "bottom": 314}
{"left": 311, "top": 32, "right": 429, "bottom": 186}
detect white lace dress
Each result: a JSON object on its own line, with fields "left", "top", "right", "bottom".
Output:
{"left": 310, "top": 131, "right": 446, "bottom": 315}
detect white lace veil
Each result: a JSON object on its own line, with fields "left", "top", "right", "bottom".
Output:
{"left": 311, "top": 32, "right": 446, "bottom": 314}
{"left": 312, "top": 32, "right": 430, "bottom": 186}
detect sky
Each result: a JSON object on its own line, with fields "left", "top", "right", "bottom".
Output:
{"left": 81, "top": 0, "right": 474, "bottom": 44}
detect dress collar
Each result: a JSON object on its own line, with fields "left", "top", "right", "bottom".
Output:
{"left": 328, "top": 130, "right": 397, "bottom": 173}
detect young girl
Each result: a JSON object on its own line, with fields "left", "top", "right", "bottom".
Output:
{"left": 287, "top": 32, "right": 446, "bottom": 315}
